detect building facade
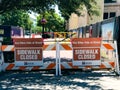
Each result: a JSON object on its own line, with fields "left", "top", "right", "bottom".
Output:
{"left": 104, "top": 0, "right": 120, "bottom": 19}
{"left": 68, "top": 0, "right": 120, "bottom": 30}
{"left": 68, "top": 0, "right": 104, "bottom": 30}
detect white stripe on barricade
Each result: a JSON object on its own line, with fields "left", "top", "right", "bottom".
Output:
{"left": 3, "top": 63, "right": 56, "bottom": 71}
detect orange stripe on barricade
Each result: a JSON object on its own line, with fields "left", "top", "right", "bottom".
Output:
{"left": 11, "top": 47, "right": 14, "bottom": 51}
{"left": 32, "top": 66, "right": 40, "bottom": 70}
{"left": 85, "top": 66, "right": 92, "bottom": 69}
{"left": 109, "top": 62, "right": 115, "bottom": 68}
{"left": 43, "top": 45, "right": 49, "bottom": 50}
{"left": 46, "top": 63, "right": 55, "bottom": 69}
{"left": 19, "top": 66, "right": 26, "bottom": 70}
{"left": 68, "top": 63, "right": 78, "bottom": 69}
{"left": 43, "top": 44, "right": 56, "bottom": 50}
{"left": 103, "top": 44, "right": 114, "bottom": 50}
{"left": 100, "top": 63, "right": 106, "bottom": 69}
{"left": 61, "top": 64, "right": 65, "bottom": 69}
{"left": 6, "top": 64, "right": 15, "bottom": 70}
{"left": 1, "top": 45, "right": 7, "bottom": 51}
{"left": 51, "top": 46, "right": 56, "bottom": 50}
{"left": 61, "top": 44, "right": 72, "bottom": 50}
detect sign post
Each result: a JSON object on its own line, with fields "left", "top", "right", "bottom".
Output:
{"left": 14, "top": 38, "right": 43, "bottom": 66}
{"left": 56, "top": 41, "right": 59, "bottom": 76}
{"left": 56, "top": 41, "right": 61, "bottom": 76}
{"left": 71, "top": 38, "right": 101, "bottom": 66}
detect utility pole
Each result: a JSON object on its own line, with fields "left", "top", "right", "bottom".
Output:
{"left": 41, "top": 15, "right": 47, "bottom": 38}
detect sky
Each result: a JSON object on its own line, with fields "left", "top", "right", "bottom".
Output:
{"left": 55, "top": 5, "right": 60, "bottom": 15}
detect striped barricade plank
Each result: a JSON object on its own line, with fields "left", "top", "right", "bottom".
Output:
{"left": 4, "top": 61, "right": 115, "bottom": 71}
{"left": 19, "top": 66, "right": 27, "bottom": 70}
{"left": 4, "top": 63, "right": 56, "bottom": 70}
{"left": 43, "top": 44, "right": 56, "bottom": 50}
{"left": 2, "top": 45, "right": 14, "bottom": 51}
{"left": 46, "top": 63, "right": 56, "bottom": 69}
{"left": 5, "top": 64, "right": 15, "bottom": 70}
{"left": 68, "top": 63, "right": 79, "bottom": 69}
{"left": 103, "top": 44, "right": 114, "bottom": 50}
{"left": 100, "top": 62, "right": 115, "bottom": 69}
{"left": 1, "top": 44, "right": 72, "bottom": 51}
{"left": 32, "top": 66, "right": 41, "bottom": 70}
{"left": 2, "top": 45, "right": 56, "bottom": 51}
{"left": 61, "top": 62, "right": 115, "bottom": 69}
{"left": 60, "top": 44, "right": 72, "bottom": 50}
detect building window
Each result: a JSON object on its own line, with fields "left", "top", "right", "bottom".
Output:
{"left": 104, "top": 0, "right": 116, "bottom": 3}
{"left": 110, "top": 12, "right": 116, "bottom": 18}
{"left": 103, "top": 12, "right": 116, "bottom": 19}
{"left": 103, "top": 13, "right": 108, "bottom": 19}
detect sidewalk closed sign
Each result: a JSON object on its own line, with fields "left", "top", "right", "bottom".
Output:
{"left": 14, "top": 38, "right": 43, "bottom": 66}
{"left": 71, "top": 38, "right": 101, "bottom": 66}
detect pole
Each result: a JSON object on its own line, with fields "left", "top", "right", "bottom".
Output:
{"left": 56, "top": 41, "right": 58, "bottom": 76}
{"left": 114, "top": 40, "right": 120, "bottom": 75}
{"left": 42, "top": 24, "right": 45, "bottom": 38}
{"left": 0, "top": 38, "right": 4, "bottom": 72}
{"left": 0, "top": 42, "right": 2, "bottom": 72}
{"left": 58, "top": 41, "right": 61, "bottom": 75}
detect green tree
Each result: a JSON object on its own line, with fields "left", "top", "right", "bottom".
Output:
{"left": 37, "top": 11, "right": 64, "bottom": 33}
{"left": 0, "top": 0, "right": 99, "bottom": 20}
{"left": 0, "top": 0, "right": 56, "bottom": 14}
{"left": 1, "top": 10, "right": 32, "bottom": 30}
{"left": 57, "top": 0, "right": 99, "bottom": 20}
{"left": 31, "top": 26, "right": 42, "bottom": 34}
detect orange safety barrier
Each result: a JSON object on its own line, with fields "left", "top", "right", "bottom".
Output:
{"left": 4, "top": 62, "right": 115, "bottom": 71}
{"left": 4, "top": 63, "right": 56, "bottom": 70}
{"left": 1, "top": 40, "right": 116, "bottom": 71}
{"left": 1, "top": 44, "right": 72, "bottom": 51}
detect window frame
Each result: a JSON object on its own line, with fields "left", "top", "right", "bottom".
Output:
{"left": 104, "top": 0, "right": 117, "bottom": 3}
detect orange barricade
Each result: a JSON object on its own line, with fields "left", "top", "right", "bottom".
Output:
{"left": 1, "top": 39, "right": 117, "bottom": 71}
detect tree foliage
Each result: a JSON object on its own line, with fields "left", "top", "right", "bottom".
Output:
{"left": 0, "top": 0, "right": 99, "bottom": 20}
{"left": 0, "top": 0, "right": 56, "bottom": 14}
{"left": 37, "top": 11, "right": 64, "bottom": 32}
{"left": 1, "top": 10, "right": 32, "bottom": 30}
{"left": 57, "top": 0, "right": 99, "bottom": 20}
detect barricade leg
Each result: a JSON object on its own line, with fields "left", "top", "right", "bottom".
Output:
{"left": 56, "top": 41, "right": 61, "bottom": 76}
{"left": 58, "top": 42, "right": 61, "bottom": 75}
{"left": 56, "top": 41, "right": 58, "bottom": 76}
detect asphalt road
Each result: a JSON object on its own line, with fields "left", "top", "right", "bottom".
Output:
{"left": 0, "top": 70, "right": 119, "bottom": 90}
